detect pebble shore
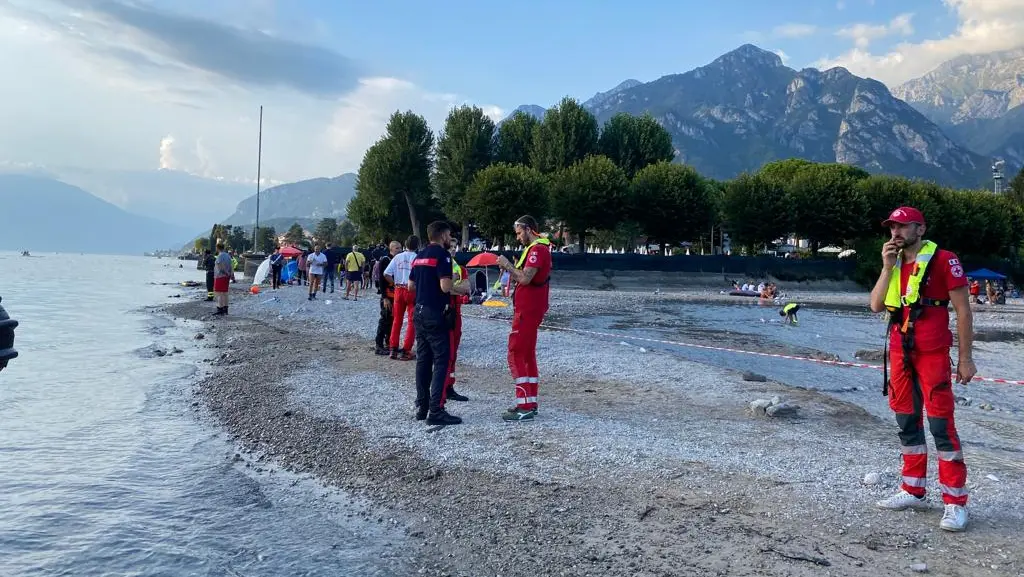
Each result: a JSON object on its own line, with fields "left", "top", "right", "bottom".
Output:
{"left": 163, "top": 283, "right": 1024, "bottom": 577}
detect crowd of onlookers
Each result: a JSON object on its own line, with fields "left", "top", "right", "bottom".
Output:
{"left": 968, "top": 279, "right": 1016, "bottom": 305}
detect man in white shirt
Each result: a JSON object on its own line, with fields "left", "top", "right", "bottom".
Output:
{"left": 307, "top": 245, "right": 328, "bottom": 301}
{"left": 383, "top": 235, "right": 420, "bottom": 360}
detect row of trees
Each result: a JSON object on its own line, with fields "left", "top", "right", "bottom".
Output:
{"left": 196, "top": 224, "right": 278, "bottom": 254}
{"left": 348, "top": 96, "right": 1024, "bottom": 267}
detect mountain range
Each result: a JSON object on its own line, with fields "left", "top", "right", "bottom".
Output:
{"left": 0, "top": 174, "right": 192, "bottom": 254}
{"left": 7, "top": 42, "right": 1024, "bottom": 255}
{"left": 503, "top": 44, "right": 994, "bottom": 188}
{"left": 893, "top": 47, "right": 1024, "bottom": 171}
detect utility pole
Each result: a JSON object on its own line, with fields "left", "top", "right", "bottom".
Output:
{"left": 251, "top": 105, "right": 264, "bottom": 251}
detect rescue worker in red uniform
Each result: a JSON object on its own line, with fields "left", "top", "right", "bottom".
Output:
{"left": 445, "top": 240, "right": 470, "bottom": 402}
{"left": 869, "top": 206, "right": 975, "bottom": 533}
{"left": 496, "top": 215, "right": 552, "bottom": 422}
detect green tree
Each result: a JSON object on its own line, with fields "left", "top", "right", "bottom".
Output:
{"left": 284, "top": 222, "right": 305, "bottom": 246}
{"left": 1009, "top": 167, "right": 1024, "bottom": 207}
{"left": 314, "top": 218, "right": 338, "bottom": 244}
{"left": 787, "top": 163, "right": 870, "bottom": 253}
{"left": 858, "top": 176, "right": 946, "bottom": 240}
{"left": 722, "top": 173, "right": 792, "bottom": 254}
{"left": 227, "top": 226, "right": 251, "bottom": 253}
{"left": 549, "top": 155, "right": 629, "bottom": 253}
{"left": 335, "top": 220, "right": 358, "bottom": 247}
{"left": 209, "top": 224, "right": 228, "bottom": 250}
{"left": 759, "top": 158, "right": 816, "bottom": 185}
{"left": 434, "top": 105, "right": 496, "bottom": 242}
{"left": 193, "top": 237, "right": 210, "bottom": 253}
{"left": 464, "top": 163, "right": 548, "bottom": 246}
{"left": 255, "top": 226, "right": 277, "bottom": 253}
{"left": 495, "top": 111, "right": 538, "bottom": 165}
{"left": 530, "top": 97, "right": 599, "bottom": 174}
{"left": 631, "top": 162, "right": 718, "bottom": 252}
{"left": 350, "top": 111, "right": 435, "bottom": 239}
{"left": 597, "top": 113, "right": 675, "bottom": 178}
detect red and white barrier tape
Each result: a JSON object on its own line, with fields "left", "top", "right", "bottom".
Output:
{"left": 463, "top": 312, "right": 1024, "bottom": 386}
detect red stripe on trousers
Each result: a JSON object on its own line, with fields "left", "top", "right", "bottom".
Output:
{"left": 389, "top": 286, "right": 415, "bottom": 352}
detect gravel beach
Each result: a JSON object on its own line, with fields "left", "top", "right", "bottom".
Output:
{"left": 163, "top": 283, "right": 1024, "bottom": 577}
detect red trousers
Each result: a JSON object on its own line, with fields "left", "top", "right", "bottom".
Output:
{"left": 446, "top": 310, "right": 462, "bottom": 389}
{"left": 508, "top": 305, "right": 544, "bottom": 410}
{"left": 389, "top": 286, "right": 415, "bottom": 353}
{"left": 889, "top": 347, "right": 968, "bottom": 505}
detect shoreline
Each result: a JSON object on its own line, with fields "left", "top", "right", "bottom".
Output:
{"left": 163, "top": 285, "right": 1024, "bottom": 577}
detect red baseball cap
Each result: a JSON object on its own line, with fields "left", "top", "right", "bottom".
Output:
{"left": 882, "top": 206, "right": 925, "bottom": 227}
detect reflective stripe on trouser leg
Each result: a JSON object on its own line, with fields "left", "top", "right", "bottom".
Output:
{"left": 919, "top": 349, "right": 968, "bottom": 506}
{"left": 509, "top": 309, "right": 541, "bottom": 410}
{"left": 890, "top": 350, "right": 928, "bottom": 498}
{"left": 930, "top": 415, "right": 968, "bottom": 505}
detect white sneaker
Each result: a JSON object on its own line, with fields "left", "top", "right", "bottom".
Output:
{"left": 876, "top": 490, "right": 929, "bottom": 510}
{"left": 940, "top": 504, "right": 968, "bottom": 532}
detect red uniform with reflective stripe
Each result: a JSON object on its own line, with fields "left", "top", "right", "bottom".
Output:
{"left": 887, "top": 247, "right": 969, "bottom": 505}
{"left": 508, "top": 241, "right": 552, "bottom": 411}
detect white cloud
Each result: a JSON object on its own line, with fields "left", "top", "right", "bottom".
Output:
{"left": 773, "top": 23, "right": 819, "bottom": 38}
{"left": 817, "top": 1, "right": 1024, "bottom": 85}
{"left": 835, "top": 13, "right": 914, "bottom": 49}
{"left": 0, "top": 0, "right": 504, "bottom": 189}
{"left": 159, "top": 135, "right": 178, "bottom": 170}
{"left": 773, "top": 49, "right": 791, "bottom": 65}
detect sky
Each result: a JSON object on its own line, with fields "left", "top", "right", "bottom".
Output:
{"left": 1, "top": 0, "right": 1023, "bottom": 188}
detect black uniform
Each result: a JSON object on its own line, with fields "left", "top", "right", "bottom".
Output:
{"left": 203, "top": 252, "right": 216, "bottom": 301}
{"left": 375, "top": 253, "right": 394, "bottom": 354}
{"left": 410, "top": 243, "right": 459, "bottom": 424}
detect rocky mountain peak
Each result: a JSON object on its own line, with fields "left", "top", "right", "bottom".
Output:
{"left": 709, "top": 44, "right": 784, "bottom": 70}
{"left": 498, "top": 44, "right": 990, "bottom": 188}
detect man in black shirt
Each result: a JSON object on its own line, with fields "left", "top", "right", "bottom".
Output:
{"left": 408, "top": 222, "right": 469, "bottom": 426}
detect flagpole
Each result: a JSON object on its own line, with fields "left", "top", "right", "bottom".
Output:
{"left": 252, "top": 105, "right": 263, "bottom": 251}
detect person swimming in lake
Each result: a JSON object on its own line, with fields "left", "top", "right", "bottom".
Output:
{"left": 779, "top": 302, "right": 800, "bottom": 325}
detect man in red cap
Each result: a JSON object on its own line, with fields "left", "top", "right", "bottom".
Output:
{"left": 869, "top": 206, "right": 975, "bottom": 532}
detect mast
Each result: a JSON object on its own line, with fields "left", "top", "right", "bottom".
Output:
{"left": 252, "top": 105, "right": 264, "bottom": 250}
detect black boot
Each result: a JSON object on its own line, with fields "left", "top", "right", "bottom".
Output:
{"left": 447, "top": 388, "right": 469, "bottom": 402}
{"left": 426, "top": 409, "right": 462, "bottom": 426}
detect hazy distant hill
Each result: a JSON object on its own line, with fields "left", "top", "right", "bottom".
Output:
{"left": 222, "top": 174, "right": 357, "bottom": 226}
{"left": 53, "top": 167, "right": 254, "bottom": 231}
{"left": 0, "top": 174, "right": 191, "bottom": 254}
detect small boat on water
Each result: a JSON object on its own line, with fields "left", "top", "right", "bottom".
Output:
{"left": 21, "top": 251, "right": 30, "bottom": 257}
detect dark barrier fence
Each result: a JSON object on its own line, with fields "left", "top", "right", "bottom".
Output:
{"left": 453, "top": 251, "right": 857, "bottom": 281}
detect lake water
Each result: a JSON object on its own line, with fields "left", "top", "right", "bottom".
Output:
{"left": 0, "top": 253, "right": 403, "bottom": 576}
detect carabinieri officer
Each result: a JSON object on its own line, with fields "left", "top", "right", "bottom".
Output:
{"left": 408, "top": 221, "right": 470, "bottom": 426}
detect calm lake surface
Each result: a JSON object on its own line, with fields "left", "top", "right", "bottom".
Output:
{"left": 0, "top": 252, "right": 403, "bottom": 576}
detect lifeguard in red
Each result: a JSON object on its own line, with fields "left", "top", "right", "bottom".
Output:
{"left": 496, "top": 216, "right": 551, "bottom": 422}
{"left": 869, "top": 206, "right": 976, "bottom": 533}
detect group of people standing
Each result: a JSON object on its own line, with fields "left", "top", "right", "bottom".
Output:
{"left": 373, "top": 216, "right": 552, "bottom": 426}
{"left": 280, "top": 243, "right": 368, "bottom": 301}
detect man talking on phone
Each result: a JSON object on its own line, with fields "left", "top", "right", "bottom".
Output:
{"left": 869, "top": 206, "right": 975, "bottom": 532}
